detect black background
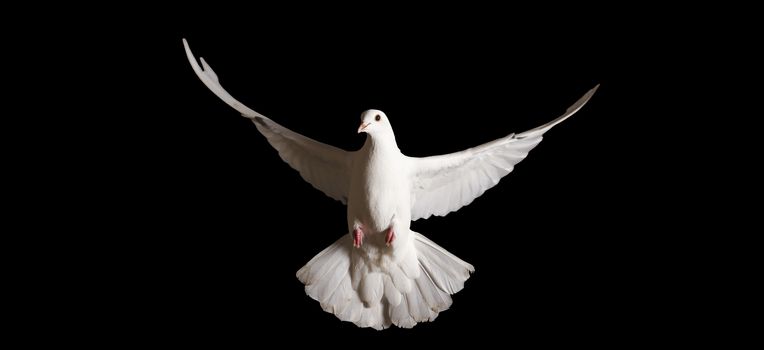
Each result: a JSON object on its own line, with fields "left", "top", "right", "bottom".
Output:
{"left": 56, "top": 9, "right": 695, "bottom": 346}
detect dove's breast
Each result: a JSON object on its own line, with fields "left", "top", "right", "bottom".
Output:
{"left": 348, "top": 144, "right": 411, "bottom": 235}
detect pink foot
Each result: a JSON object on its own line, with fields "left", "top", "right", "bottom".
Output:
{"left": 353, "top": 228, "right": 364, "bottom": 248}
{"left": 385, "top": 228, "right": 395, "bottom": 246}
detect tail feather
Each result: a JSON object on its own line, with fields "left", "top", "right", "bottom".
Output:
{"left": 390, "top": 294, "right": 417, "bottom": 328}
{"left": 296, "top": 240, "right": 346, "bottom": 284}
{"left": 332, "top": 285, "right": 362, "bottom": 322}
{"left": 389, "top": 264, "right": 412, "bottom": 293}
{"left": 407, "top": 282, "right": 437, "bottom": 321}
{"left": 308, "top": 253, "right": 349, "bottom": 302}
{"left": 356, "top": 302, "right": 388, "bottom": 330}
{"left": 383, "top": 275, "right": 402, "bottom": 306}
{"left": 350, "top": 257, "right": 365, "bottom": 290}
{"left": 360, "top": 273, "right": 384, "bottom": 305}
{"left": 319, "top": 275, "right": 352, "bottom": 314}
{"left": 414, "top": 232, "right": 474, "bottom": 293}
{"left": 414, "top": 270, "right": 452, "bottom": 311}
{"left": 296, "top": 231, "right": 473, "bottom": 330}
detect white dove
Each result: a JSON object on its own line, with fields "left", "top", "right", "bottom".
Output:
{"left": 183, "top": 39, "right": 598, "bottom": 329}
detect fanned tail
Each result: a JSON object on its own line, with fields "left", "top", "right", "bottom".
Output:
{"left": 296, "top": 231, "right": 473, "bottom": 330}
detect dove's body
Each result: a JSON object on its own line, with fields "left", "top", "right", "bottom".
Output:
{"left": 348, "top": 134, "right": 410, "bottom": 240}
{"left": 184, "top": 39, "right": 599, "bottom": 329}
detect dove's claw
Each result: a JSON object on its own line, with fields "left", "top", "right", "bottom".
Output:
{"left": 385, "top": 228, "right": 395, "bottom": 246}
{"left": 352, "top": 228, "right": 364, "bottom": 248}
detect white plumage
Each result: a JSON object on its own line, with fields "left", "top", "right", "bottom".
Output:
{"left": 184, "top": 39, "right": 598, "bottom": 329}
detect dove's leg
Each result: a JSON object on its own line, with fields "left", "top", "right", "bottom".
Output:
{"left": 353, "top": 227, "right": 364, "bottom": 248}
{"left": 385, "top": 228, "right": 395, "bottom": 246}
{"left": 385, "top": 214, "right": 397, "bottom": 247}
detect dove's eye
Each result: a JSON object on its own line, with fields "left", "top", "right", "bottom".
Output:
{"left": 375, "top": 115, "right": 381, "bottom": 121}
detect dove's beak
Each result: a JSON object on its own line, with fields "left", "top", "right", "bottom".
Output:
{"left": 357, "top": 122, "right": 370, "bottom": 133}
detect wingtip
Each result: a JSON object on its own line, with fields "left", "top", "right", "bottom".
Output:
{"left": 579, "top": 83, "right": 600, "bottom": 102}
{"left": 182, "top": 38, "right": 199, "bottom": 69}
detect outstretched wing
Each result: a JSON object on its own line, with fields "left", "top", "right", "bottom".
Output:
{"left": 408, "top": 85, "right": 599, "bottom": 220}
{"left": 184, "top": 39, "right": 352, "bottom": 203}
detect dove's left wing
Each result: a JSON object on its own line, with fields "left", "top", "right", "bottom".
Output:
{"left": 184, "top": 39, "right": 352, "bottom": 203}
{"left": 407, "top": 85, "right": 598, "bottom": 220}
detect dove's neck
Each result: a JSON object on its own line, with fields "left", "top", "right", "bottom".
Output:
{"left": 364, "top": 133, "right": 399, "bottom": 156}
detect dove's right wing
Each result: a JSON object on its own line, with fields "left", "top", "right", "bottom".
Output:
{"left": 407, "top": 85, "right": 598, "bottom": 220}
{"left": 184, "top": 39, "right": 352, "bottom": 203}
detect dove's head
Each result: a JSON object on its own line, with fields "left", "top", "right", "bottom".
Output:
{"left": 357, "top": 110, "right": 393, "bottom": 136}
